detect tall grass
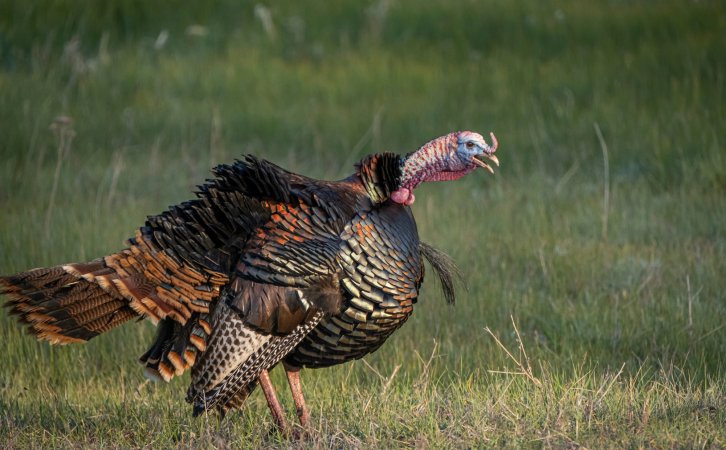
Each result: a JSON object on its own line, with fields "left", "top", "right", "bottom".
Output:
{"left": 1, "top": 0, "right": 724, "bottom": 447}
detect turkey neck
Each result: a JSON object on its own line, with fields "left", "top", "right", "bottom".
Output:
{"left": 398, "top": 132, "right": 459, "bottom": 190}
{"left": 354, "top": 132, "right": 464, "bottom": 205}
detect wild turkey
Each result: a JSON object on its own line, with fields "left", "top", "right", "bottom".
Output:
{"left": 1, "top": 130, "right": 499, "bottom": 433}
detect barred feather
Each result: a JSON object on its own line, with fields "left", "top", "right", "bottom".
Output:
{"left": 1, "top": 263, "right": 137, "bottom": 344}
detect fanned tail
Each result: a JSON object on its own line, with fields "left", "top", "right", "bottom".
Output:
{"left": 1, "top": 260, "right": 139, "bottom": 344}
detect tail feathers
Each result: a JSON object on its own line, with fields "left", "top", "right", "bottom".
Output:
{"left": 1, "top": 261, "right": 139, "bottom": 344}
{"left": 140, "top": 315, "right": 212, "bottom": 383}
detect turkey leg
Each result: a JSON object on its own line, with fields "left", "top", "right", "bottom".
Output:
{"left": 284, "top": 363, "right": 310, "bottom": 428}
{"left": 259, "top": 369, "right": 290, "bottom": 435}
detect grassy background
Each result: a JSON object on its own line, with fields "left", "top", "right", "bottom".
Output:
{"left": 1, "top": 0, "right": 724, "bottom": 447}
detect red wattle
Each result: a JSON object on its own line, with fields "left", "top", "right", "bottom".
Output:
{"left": 391, "top": 188, "right": 414, "bottom": 205}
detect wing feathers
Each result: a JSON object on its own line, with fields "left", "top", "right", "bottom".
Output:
{"left": 1, "top": 264, "right": 138, "bottom": 344}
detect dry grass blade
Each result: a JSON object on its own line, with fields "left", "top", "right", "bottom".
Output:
{"left": 413, "top": 339, "right": 440, "bottom": 390}
{"left": 485, "top": 316, "right": 542, "bottom": 388}
{"left": 361, "top": 360, "right": 401, "bottom": 414}
{"left": 594, "top": 121, "right": 610, "bottom": 241}
{"left": 594, "top": 363, "right": 626, "bottom": 404}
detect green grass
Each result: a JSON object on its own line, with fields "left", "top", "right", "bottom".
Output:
{"left": 1, "top": 0, "right": 724, "bottom": 447}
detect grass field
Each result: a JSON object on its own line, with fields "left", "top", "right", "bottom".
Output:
{"left": 1, "top": 1, "right": 724, "bottom": 448}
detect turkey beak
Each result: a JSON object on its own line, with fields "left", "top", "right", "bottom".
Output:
{"left": 472, "top": 132, "right": 499, "bottom": 173}
{"left": 472, "top": 156, "right": 495, "bottom": 174}
{"left": 472, "top": 131, "right": 499, "bottom": 174}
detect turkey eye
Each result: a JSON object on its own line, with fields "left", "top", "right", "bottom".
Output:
{"left": 465, "top": 142, "right": 474, "bottom": 149}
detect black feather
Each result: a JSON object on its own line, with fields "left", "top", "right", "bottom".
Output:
{"left": 419, "top": 241, "right": 464, "bottom": 305}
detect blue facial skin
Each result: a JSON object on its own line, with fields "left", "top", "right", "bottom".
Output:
{"left": 455, "top": 132, "right": 498, "bottom": 172}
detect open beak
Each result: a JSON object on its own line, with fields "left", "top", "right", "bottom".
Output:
{"left": 472, "top": 131, "right": 499, "bottom": 174}
{"left": 472, "top": 156, "right": 495, "bottom": 173}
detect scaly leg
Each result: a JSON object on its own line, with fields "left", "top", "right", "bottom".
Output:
{"left": 284, "top": 363, "right": 310, "bottom": 428}
{"left": 259, "top": 369, "right": 290, "bottom": 435}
